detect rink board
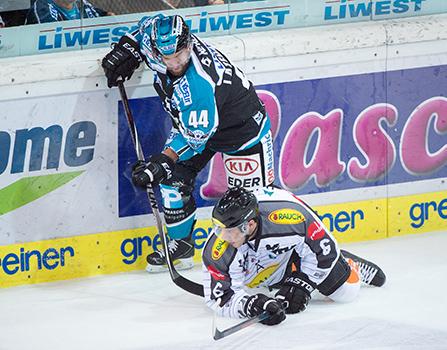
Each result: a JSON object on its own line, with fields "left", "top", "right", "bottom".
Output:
{"left": 1, "top": 0, "right": 446, "bottom": 58}
{"left": 0, "top": 15, "right": 446, "bottom": 287}
{"left": 1, "top": 190, "right": 446, "bottom": 288}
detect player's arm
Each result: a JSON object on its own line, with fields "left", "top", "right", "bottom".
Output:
{"left": 202, "top": 234, "right": 285, "bottom": 325}
{"left": 162, "top": 147, "right": 178, "bottom": 162}
{"left": 102, "top": 15, "right": 168, "bottom": 88}
{"left": 202, "top": 233, "right": 246, "bottom": 318}
{"left": 131, "top": 128, "right": 196, "bottom": 189}
{"left": 275, "top": 197, "right": 341, "bottom": 314}
{"left": 163, "top": 128, "right": 197, "bottom": 162}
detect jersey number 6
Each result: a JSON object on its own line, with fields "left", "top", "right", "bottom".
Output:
{"left": 213, "top": 282, "right": 224, "bottom": 298}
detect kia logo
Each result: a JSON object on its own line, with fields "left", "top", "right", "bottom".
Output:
{"left": 224, "top": 158, "right": 259, "bottom": 175}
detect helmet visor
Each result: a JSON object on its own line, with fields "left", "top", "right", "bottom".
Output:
{"left": 212, "top": 219, "right": 249, "bottom": 242}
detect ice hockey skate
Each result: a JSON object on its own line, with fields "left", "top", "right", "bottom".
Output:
{"left": 341, "top": 249, "right": 386, "bottom": 287}
{"left": 146, "top": 236, "right": 195, "bottom": 273}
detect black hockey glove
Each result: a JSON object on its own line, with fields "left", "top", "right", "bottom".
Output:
{"left": 102, "top": 35, "right": 143, "bottom": 88}
{"left": 244, "top": 293, "right": 286, "bottom": 326}
{"left": 131, "top": 153, "right": 175, "bottom": 188}
{"left": 275, "top": 271, "right": 315, "bottom": 314}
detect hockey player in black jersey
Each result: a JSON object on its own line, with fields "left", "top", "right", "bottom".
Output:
{"left": 202, "top": 187, "right": 386, "bottom": 324}
{"left": 102, "top": 14, "right": 274, "bottom": 273}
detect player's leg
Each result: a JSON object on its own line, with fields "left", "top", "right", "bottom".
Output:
{"left": 326, "top": 257, "right": 361, "bottom": 303}
{"left": 322, "top": 251, "right": 386, "bottom": 303}
{"left": 222, "top": 130, "right": 275, "bottom": 190}
{"left": 146, "top": 149, "right": 215, "bottom": 272}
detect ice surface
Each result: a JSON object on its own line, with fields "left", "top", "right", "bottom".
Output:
{"left": 1, "top": 231, "right": 446, "bottom": 350}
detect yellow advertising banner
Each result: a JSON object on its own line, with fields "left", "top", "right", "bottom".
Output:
{"left": 1, "top": 191, "right": 446, "bottom": 288}
{"left": 388, "top": 191, "right": 447, "bottom": 237}
{"left": 314, "top": 198, "right": 388, "bottom": 243}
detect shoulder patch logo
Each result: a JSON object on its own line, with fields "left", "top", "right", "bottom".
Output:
{"left": 212, "top": 237, "right": 229, "bottom": 261}
{"left": 207, "top": 265, "right": 226, "bottom": 281}
{"left": 307, "top": 221, "right": 326, "bottom": 241}
{"left": 268, "top": 209, "right": 305, "bottom": 225}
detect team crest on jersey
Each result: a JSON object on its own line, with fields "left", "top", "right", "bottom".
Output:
{"left": 268, "top": 209, "right": 305, "bottom": 225}
{"left": 184, "top": 128, "right": 209, "bottom": 150}
{"left": 247, "top": 264, "right": 279, "bottom": 288}
{"left": 307, "top": 221, "right": 325, "bottom": 241}
{"left": 212, "top": 237, "right": 229, "bottom": 261}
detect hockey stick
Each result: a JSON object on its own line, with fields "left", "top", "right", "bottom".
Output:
{"left": 213, "top": 311, "right": 270, "bottom": 340}
{"left": 117, "top": 81, "right": 204, "bottom": 297}
{"left": 160, "top": 0, "right": 177, "bottom": 10}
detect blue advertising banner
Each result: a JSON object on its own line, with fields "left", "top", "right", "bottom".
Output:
{"left": 323, "top": 0, "right": 440, "bottom": 22}
{"left": 118, "top": 64, "right": 447, "bottom": 218}
{"left": 1, "top": 0, "right": 446, "bottom": 58}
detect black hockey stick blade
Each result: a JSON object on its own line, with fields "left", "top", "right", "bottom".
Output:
{"left": 144, "top": 182, "right": 204, "bottom": 297}
{"left": 158, "top": 218, "right": 204, "bottom": 297}
{"left": 213, "top": 311, "right": 269, "bottom": 340}
{"left": 117, "top": 81, "right": 204, "bottom": 297}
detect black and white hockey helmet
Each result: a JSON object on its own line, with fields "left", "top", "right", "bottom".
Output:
{"left": 212, "top": 187, "right": 259, "bottom": 229}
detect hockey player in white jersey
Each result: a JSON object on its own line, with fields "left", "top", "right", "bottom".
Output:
{"left": 102, "top": 14, "right": 274, "bottom": 273}
{"left": 202, "top": 187, "right": 386, "bottom": 325}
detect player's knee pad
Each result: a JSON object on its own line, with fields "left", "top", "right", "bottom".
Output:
{"left": 327, "top": 261, "right": 361, "bottom": 303}
{"left": 160, "top": 184, "right": 196, "bottom": 240}
{"left": 317, "top": 255, "right": 351, "bottom": 296}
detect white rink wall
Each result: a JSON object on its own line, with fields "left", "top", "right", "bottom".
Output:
{"left": 0, "top": 14, "right": 446, "bottom": 287}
